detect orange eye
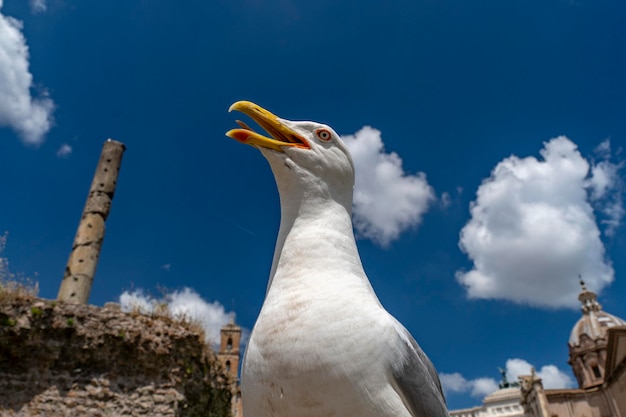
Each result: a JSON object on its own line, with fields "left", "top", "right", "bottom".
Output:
{"left": 316, "top": 129, "right": 332, "bottom": 142}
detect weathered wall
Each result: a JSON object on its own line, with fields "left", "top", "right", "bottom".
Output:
{"left": 608, "top": 363, "right": 626, "bottom": 416}
{"left": 544, "top": 390, "right": 613, "bottom": 417}
{"left": 0, "top": 296, "right": 231, "bottom": 417}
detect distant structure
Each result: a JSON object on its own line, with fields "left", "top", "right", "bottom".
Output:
{"left": 218, "top": 319, "right": 243, "bottom": 417}
{"left": 520, "top": 278, "right": 626, "bottom": 417}
{"left": 57, "top": 139, "right": 126, "bottom": 304}
{"left": 449, "top": 370, "right": 524, "bottom": 417}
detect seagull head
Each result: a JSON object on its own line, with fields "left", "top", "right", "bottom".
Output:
{"left": 226, "top": 101, "right": 355, "bottom": 209}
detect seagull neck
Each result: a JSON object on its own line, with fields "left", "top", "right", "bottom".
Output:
{"left": 266, "top": 182, "right": 364, "bottom": 291}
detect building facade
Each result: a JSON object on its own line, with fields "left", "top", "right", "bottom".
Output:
{"left": 450, "top": 370, "right": 525, "bottom": 417}
{"left": 520, "top": 280, "right": 626, "bottom": 417}
{"left": 450, "top": 386, "right": 525, "bottom": 417}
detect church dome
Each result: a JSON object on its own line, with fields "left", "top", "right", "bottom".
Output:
{"left": 568, "top": 280, "right": 626, "bottom": 347}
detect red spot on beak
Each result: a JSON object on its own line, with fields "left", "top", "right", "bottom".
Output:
{"left": 230, "top": 130, "right": 252, "bottom": 144}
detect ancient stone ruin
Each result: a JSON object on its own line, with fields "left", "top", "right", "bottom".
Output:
{"left": 0, "top": 294, "right": 232, "bottom": 417}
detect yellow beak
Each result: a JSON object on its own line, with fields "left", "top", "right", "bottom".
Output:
{"left": 226, "top": 101, "right": 310, "bottom": 152}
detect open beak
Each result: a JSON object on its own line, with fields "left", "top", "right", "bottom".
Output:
{"left": 226, "top": 101, "right": 310, "bottom": 152}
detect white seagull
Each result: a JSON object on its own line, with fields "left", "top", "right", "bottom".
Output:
{"left": 226, "top": 101, "right": 449, "bottom": 417}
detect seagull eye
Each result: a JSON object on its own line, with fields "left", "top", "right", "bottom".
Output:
{"left": 316, "top": 129, "right": 332, "bottom": 142}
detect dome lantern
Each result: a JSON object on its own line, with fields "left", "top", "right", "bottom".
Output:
{"left": 568, "top": 276, "right": 626, "bottom": 389}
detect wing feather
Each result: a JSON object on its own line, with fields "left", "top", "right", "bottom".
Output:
{"left": 389, "top": 320, "right": 449, "bottom": 417}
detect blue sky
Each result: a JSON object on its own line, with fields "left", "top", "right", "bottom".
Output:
{"left": 1, "top": 0, "right": 626, "bottom": 410}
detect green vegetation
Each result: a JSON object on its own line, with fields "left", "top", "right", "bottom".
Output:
{"left": 0, "top": 316, "right": 16, "bottom": 326}
{"left": 66, "top": 317, "right": 75, "bottom": 326}
{"left": 31, "top": 306, "right": 43, "bottom": 317}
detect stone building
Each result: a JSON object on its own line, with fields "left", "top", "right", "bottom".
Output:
{"left": 520, "top": 279, "right": 626, "bottom": 417}
{"left": 217, "top": 319, "right": 244, "bottom": 417}
{"left": 450, "top": 372, "right": 524, "bottom": 417}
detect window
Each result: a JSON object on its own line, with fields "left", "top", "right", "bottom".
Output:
{"left": 227, "top": 337, "right": 233, "bottom": 351}
{"left": 592, "top": 365, "right": 602, "bottom": 378}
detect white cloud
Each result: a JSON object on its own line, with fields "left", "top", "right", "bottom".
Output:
{"left": 439, "top": 373, "right": 498, "bottom": 398}
{"left": 119, "top": 289, "right": 155, "bottom": 314}
{"left": 588, "top": 161, "right": 616, "bottom": 200}
{"left": 0, "top": 2, "right": 54, "bottom": 145}
{"left": 470, "top": 378, "right": 500, "bottom": 397}
{"left": 56, "top": 143, "right": 72, "bottom": 158}
{"left": 588, "top": 160, "right": 624, "bottom": 237}
{"left": 119, "top": 288, "right": 245, "bottom": 347}
{"left": 504, "top": 358, "right": 573, "bottom": 389}
{"left": 593, "top": 139, "right": 612, "bottom": 160}
{"left": 536, "top": 365, "right": 575, "bottom": 388}
{"left": 439, "top": 372, "right": 468, "bottom": 393}
{"left": 586, "top": 140, "right": 624, "bottom": 237}
{"left": 598, "top": 198, "right": 625, "bottom": 237}
{"left": 29, "top": 0, "right": 46, "bottom": 13}
{"left": 441, "top": 358, "right": 573, "bottom": 398}
{"left": 342, "top": 126, "right": 435, "bottom": 247}
{"left": 440, "top": 192, "right": 452, "bottom": 208}
{"left": 457, "top": 136, "right": 618, "bottom": 308}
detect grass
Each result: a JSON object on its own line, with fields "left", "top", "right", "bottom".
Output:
{"left": 0, "top": 277, "right": 39, "bottom": 303}
{"left": 0, "top": 278, "right": 39, "bottom": 303}
{"left": 0, "top": 316, "right": 16, "bottom": 326}
{"left": 0, "top": 232, "right": 39, "bottom": 303}
{"left": 30, "top": 306, "right": 43, "bottom": 317}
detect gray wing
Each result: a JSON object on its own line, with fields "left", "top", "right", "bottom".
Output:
{"left": 389, "top": 320, "right": 450, "bottom": 417}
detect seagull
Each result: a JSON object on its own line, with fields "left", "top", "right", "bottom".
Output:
{"left": 226, "top": 101, "right": 449, "bottom": 417}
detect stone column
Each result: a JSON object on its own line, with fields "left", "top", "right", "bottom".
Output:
{"left": 57, "top": 139, "right": 126, "bottom": 304}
